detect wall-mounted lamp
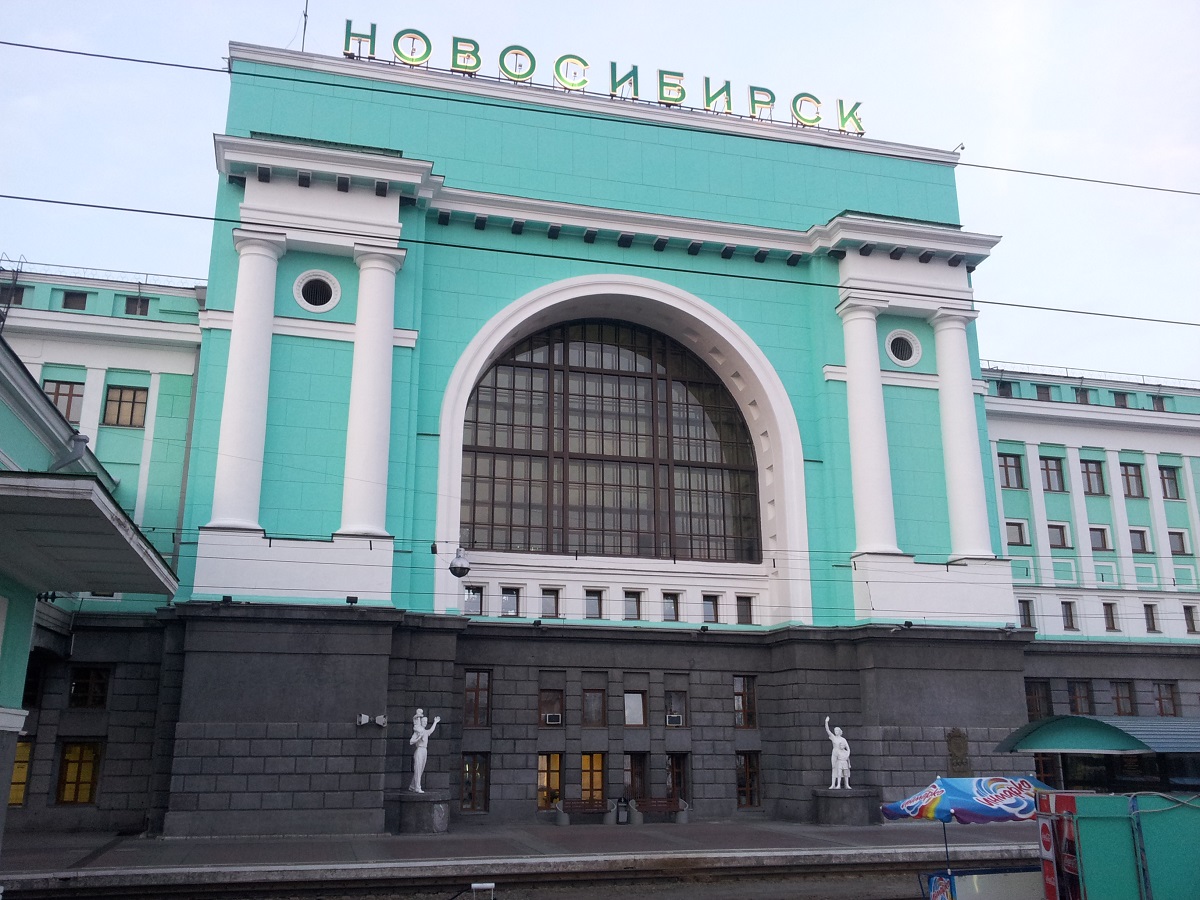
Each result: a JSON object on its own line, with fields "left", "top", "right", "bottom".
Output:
{"left": 449, "top": 547, "right": 471, "bottom": 579}
{"left": 533, "top": 619, "right": 542, "bottom": 628}
{"left": 346, "top": 595, "right": 358, "bottom": 606}
{"left": 890, "top": 620, "right": 914, "bottom": 633}
{"left": 221, "top": 595, "right": 233, "bottom": 604}
{"left": 700, "top": 625, "right": 709, "bottom": 632}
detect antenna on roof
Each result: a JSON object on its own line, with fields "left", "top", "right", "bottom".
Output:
{"left": 301, "top": 0, "right": 310, "bottom": 52}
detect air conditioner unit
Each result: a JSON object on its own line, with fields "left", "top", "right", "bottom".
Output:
{"left": 544, "top": 713, "right": 562, "bottom": 725}
{"left": 666, "top": 714, "right": 684, "bottom": 727}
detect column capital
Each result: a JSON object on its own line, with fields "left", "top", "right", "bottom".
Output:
{"left": 353, "top": 244, "right": 407, "bottom": 272}
{"left": 835, "top": 296, "right": 889, "bottom": 321}
{"left": 232, "top": 229, "right": 287, "bottom": 259}
{"left": 930, "top": 307, "right": 979, "bottom": 329}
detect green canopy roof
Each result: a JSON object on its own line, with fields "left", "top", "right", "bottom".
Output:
{"left": 996, "top": 716, "right": 1200, "bottom": 755}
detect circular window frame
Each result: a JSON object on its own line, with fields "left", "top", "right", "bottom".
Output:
{"left": 292, "top": 270, "right": 342, "bottom": 313}
{"left": 884, "top": 329, "right": 922, "bottom": 368}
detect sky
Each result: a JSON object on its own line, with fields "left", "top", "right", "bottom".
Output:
{"left": 2, "top": 1, "right": 1197, "bottom": 381}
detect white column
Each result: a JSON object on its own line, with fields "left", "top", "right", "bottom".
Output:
{"left": 1146, "top": 457, "right": 1176, "bottom": 590}
{"left": 338, "top": 245, "right": 406, "bottom": 536}
{"left": 1105, "top": 449, "right": 1136, "bottom": 586}
{"left": 836, "top": 298, "right": 899, "bottom": 554}
{"left": 932, "top": 310, "right": 993, "bottom": 558}
{"left": 208, "top": 230, "right": 286, "bottom": 529}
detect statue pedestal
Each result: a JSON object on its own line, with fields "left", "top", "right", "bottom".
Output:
{"left": 391, "top": 790, "right": 450, "bottom": 834}
{"left": 813, "top": 787, "right": 882, "bottom": 826}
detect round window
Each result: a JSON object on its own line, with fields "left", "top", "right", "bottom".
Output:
{"left": 884, "top": 329, "right": 922, "bottom": 367}
{"left": 293, "top": 271, "right": 341, "bottom": 313}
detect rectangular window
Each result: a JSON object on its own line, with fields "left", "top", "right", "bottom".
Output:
{"left": 1121, "top": 463, "right": 1145, "bottom": 498}
{"left": 464, "top": 585, "right": 483, "bottom": 616}
{"left": 57, "top": 742, "right": 101, "bottom": 804}
{"left": 1185, "top": 605, "right": 1198, "bottom": 634}
{"left": 1090, "top": 527, "right": 1110, "bottom": 551}
{"left": 461, "top": 753, "right": 490, "bottom": 811}
{"left": 9, "top": 740, "right": 32, "bottom": 807}
{"left": 662, "top": 592, "right": 680, "bottom": 622}
{"left": 623, "top": 753, "right": 648, "bottom": 800}
{"left": 1025, "top": 679, "right": 1053, "bottom": 720}
{"left": 0, "top": 284, "right": 24, "bottom": 306}
{"left": 1035, "top": 384, "right": 1052, "bottom": 402}
{"left": 665, "top": 689, "right": 688, "bottom": 727}
{"left": 582, "top": 688, "right": 607, "bottom": 727}
{"left": 43, "top": 380, "right": 85, "bottom": 425}
{"left": 1169, "top": 531, "right": 1188, "bottom": 556}
{"left": 1018, "top": 598, "right": 1034, "bottom": 629}
{"left": 585, "top": 589, "right": 603, "bottom": 619}
{"left": 1152, "top": 396, "right": 1167, "bottom": 412}
{"left": 735, "top": 752, "right": 760, "bottom": 807}
{"left": 736, "top": 596, "right": 753, "bottom": 625}
{"left": 733, "top": 675, "right": 757, "bottom": 728}
{"left": 1048, "top": 524, "right": 1070, "bottom": 549}
{"left": 464, "top": 670, "right": 491, "bottom": 728}
{"left": 541, "top": 588, "right": 560, "bottom": 618}
{"left": 996, "top": 381, "right": 1014, "bottom": 398}
{"left": 1104, "top": 602, "right": 1120, "bottom": 632}
{"left": 539, "top": 689, "right": 564, "bottom": 726}
{"left": 623, "top": 690, "right": 646, "bottom": 727}
{"left": 1081, "top": 460, "right": 1106, "bottom": 495}
{"left": 702, "top": 594, "right": 719, "bottom": 623}
{"left": 666, "top": 753, "right": 689, "bottom": 802}
{"left": 500, "top": 587, "right": 520, "bottom": 617}
{"left": 998, "top": 453, "right": 1025, "bottom": 489}
{"left": 1130, "top": 529, "right": 1151, "bottom": 554}
{"left": 124, "top": 296, "right": 149, "bottom": 316}
{"left": 1061, "top": 601, "right": 1078, "bottom": 631}
{"left": 1160, "top": 466, "right": 1181, "bottom": 500}
{"left": 1075, "top": 387, "right": 1092, "bottom": 405}
{"left": 1040, "top": 457, "right": 1066, "bottom": 492}
{"left": 1144, "top": 603, "right": 1160, "bottom": 633}
{"left": 68, "top": 667, "right": 109, "bottom": 709}
{"left": 102, "top": 386, "right": 147, "bottom": 427}
{"left": 1113, "top": 391, "right": 1129, "bottom": 409}
{"left": 1006, "top": 521, "right": 1028, "bottom": 546}
{"left": 1153, "top": 682, "right": 1179, "bottom": 717}
{"left": 1112, "top": 680, "right": 1137, "bottom": 716}
{"left": 537, "top": 753, "right": 561, "bottom": 810}
{"left": 62, "top": 290, "right": 87, "bottom": 310}
{"left": 623, "top": 591, "right": 641, "bottom": 620}
{"left": 1068, "top": 680, "right": 1094, "bottom": 715}
{"left": 581, "top": 752, "right": 605, "bottom": 802}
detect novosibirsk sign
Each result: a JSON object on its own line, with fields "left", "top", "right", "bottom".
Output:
{"left": 343, "top": 21, "right": 865, "bottom": 134}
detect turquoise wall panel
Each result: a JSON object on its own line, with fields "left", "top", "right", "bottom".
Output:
{"left": 141, "top": 373, "right": 194, "bottom": 559}
{"left": 0, "top": 405, "right": 52, "bottom": 471}
{"left": 94, "top": 426, "right": 143, "bottom": 513}
{"left": 882, "top": 384, "right": 949, "bottom": 558}
{"left": 257, "top": 334, "right": 353, "bottom": 538}
{"left": 0, "top": 575, "right": 36, "bottom": 708}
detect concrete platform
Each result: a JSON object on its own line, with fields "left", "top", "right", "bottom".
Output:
{"left": 0, "top": 818, "right": 1038, "bottom": 898}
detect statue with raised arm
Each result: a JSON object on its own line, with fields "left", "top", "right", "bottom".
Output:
{"left": 408, "top": 708, "right": 440, "bottom": 793}
{"left": 825, "top": 716, "right": 851, "bottom": 789}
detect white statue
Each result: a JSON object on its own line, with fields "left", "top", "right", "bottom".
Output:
{"left": 408, "top": 708, "right": 440, "bottom": 793}
{"left": 825, "top": 716, "right": 851, "bottom": 789}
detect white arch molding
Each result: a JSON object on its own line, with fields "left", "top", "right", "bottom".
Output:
{"left": 433, "top": 275, "right": 812, "bottom": 626}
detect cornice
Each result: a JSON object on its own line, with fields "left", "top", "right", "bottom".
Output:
{"left": 228, "top": 43, "right": 960, "bottom": 167}
{"left": 984, "top": 396, "right": 1200, "bottom": 434}
{"left": 4, "top": 308, "right": 200, "bottom": 348}
{"left": 199, "top": 309, "right": 418, "bottom": 348}
{"left": 824, "top": 365, "right": 988, "bottom": 393}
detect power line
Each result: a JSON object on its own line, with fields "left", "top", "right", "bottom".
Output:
{"left": 2, "top": 39, "right": 1198, "bottom": 199}
{"left": 4, "top": 191, "right": 1200, "bottom": 332}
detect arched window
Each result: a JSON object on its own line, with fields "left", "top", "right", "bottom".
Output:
{"left": 461, "top": 319, "right": 761, "bottom": 562}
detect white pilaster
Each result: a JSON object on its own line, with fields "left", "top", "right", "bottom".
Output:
{"left": 1105, "top": 450, "right": 1136, "bottom": 586}
{"left": 836, "top": 298, "right": 899, "bottom": 554}
{"left": 208, "top": 230, "right": 286, "bottom": 529}
{"left": 339, "top": 245, "right": 406, "bottom": 536}
{"left": 932, "top": 310, "right": 993, "bottom": 558}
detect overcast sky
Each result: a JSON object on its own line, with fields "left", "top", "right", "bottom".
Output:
{"left": 2, "top": 1, "right": 1197, "bottom": 381}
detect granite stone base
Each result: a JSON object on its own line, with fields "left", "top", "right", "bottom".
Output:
{"left": 813, "top": 787, "right": 882, "bottom": 826}
{"left": 396, "top": 790, "right": 450, "bottom": 834}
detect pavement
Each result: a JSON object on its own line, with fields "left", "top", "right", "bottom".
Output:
{"left": 0, "top": 817, "right": 1041, "bottom": 898}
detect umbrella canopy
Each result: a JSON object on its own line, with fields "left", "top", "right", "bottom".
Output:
{"left": 881, "top": 776, "right": 1052, "bottom": 825}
